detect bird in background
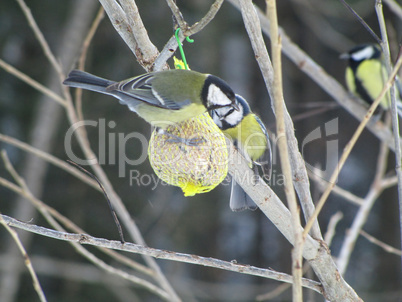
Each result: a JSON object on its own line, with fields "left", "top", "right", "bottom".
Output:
{"left": 340, "top": 43, "right": 402, "bottom": 116}
{"left": 63, "top": 69, "right": 240, "bottom": 130}
{"left": 211, "top": 94, "right": 272, "bottom": 212}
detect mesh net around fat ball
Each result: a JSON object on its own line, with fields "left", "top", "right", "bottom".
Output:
{"left": 148, "top": 112, "right": 228, "bottom": 196}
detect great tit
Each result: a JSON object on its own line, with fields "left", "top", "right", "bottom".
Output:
{"left": 63, "top": 69, "right": 239, "bottom": 128}
{"left": 211, "top": 95, "right": 272, "bottom": 211}
{"left": 340, "top": 44, "right": 402, "bottom": 116}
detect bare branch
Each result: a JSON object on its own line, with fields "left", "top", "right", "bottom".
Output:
{"left": 165, "top": 0, "right": 188, "bottom": 30}
{"left": 230, "top": 1, "right": 361, "bottom": 300}
{"left": 155, "top": 0, "right": 224, "bottom": 71}
{"left": 232, "top": 0, "right": 322, "bottom": 240}
{"left": 309, "top": 170, "right": 364, "bottom": 206}
{"left": 185, "top": 0, "right": 225, "bottom": 36}
{"left": 1, "top": 214, "right": 323, "bottom": 294}
{"left": 360, "top": 230, "right": 402, "bottom": 256}
{"left": 337, "top": 137, "right": 392, "bottom": 274}
{"left": 266, "top": 1, "right": 302, "bottom": 300}
{"left": 98, "top": 0, "right": 159, "bottom": 71}
{"left": 338, "top": 0, "right": 381, "bottom": 44}
{"left": 227, "top": 144, "right": 360, "bottom": 301}
{"left": 383, "top": 0, "right": 402, "bottom": 20}
{"left": 324, "top": 212, "right": 344, "bottom": 247}
{"left": 256, "top": 283, "right": 291, "bottom": 301}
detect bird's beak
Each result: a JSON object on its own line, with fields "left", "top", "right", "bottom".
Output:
{"left": 339, "top": 52, "right": 350, "bottom": 60}
{"left": 232, "top": 102, "right": 240, "bottom": 111}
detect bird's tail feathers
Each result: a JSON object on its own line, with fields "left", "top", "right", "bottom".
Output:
{"left": 63, "top": 70, "right": 115, "bottom": 93}
{"left": 229, "top": 180, "right": 257, "bottom": 212}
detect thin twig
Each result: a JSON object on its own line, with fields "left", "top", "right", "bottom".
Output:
{"left": 15, "top": 0, "right": 65, "bottom": 80}
{"left": 0, "top": 59, "right": 66, "bottom": 106}
{"left": 338, "top": 0, "right": 381, "bottom": 44}
{"left": 1, "top": 214, "right": 323, "bottom": 294}
{"left": 154, "top": 0, "right": 224, "bottom": 71}
{"left": 256, "top": 283, "right": 291, "bottom": 301}
{"left": 67, "top": 160, "right": 125, "bottom": 243}
{"left": 375, "top": 0, "right": 402, "bottom": 267}
{"left": 381, "top": 175, "right": 398, "bottom": 189}
{"left": 303, "top": 54, "right": 402, "bottom": 238}
{"left": 324, "top": 212, "right": 344, "bottom": 247}
{"left": 236, "top": 0, "right": 323, "bottom": 240}
{"left": 185, "top": 0, "right": 224, "bottom": 36}
{"left": 360, "top": 230, "right": 402, "bottom": 256}
{"left": 165, "top": 0, "right": 188, "bottom": 30}
{"left": 308, "top": 170, "right": 364, "bottom": 206}
{"left": 337, "top": 126, "right": 391, "bottom": 274}
{"left": 383, "top": 0, "right": 402, "bottom": 20}
{"left": 76, "top": 7, "right": 105, "bottom": 122}
{"left": 266, "top": 1, "right": 302, "bottom": 300}
{"left": 0, "top": 214, "right": 47, "bottom": 302}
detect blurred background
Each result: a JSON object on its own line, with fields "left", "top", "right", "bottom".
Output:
{"left": 0, "top": 0, "right": 401, "bottom": 301}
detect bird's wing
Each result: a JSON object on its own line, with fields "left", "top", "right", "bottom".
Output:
{"left": 254, "top": 116, "right": 272, "bottom": 180}
{"left": 109, "top": 73, "right": 189, "bottom": 111}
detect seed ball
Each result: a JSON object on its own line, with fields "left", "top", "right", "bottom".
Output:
{"left": 148, "top": 113, "right": 228, "bottom": 196}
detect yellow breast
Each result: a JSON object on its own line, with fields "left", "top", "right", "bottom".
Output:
{"left": 224, "top": 114, "right": 268, "bottom": 162}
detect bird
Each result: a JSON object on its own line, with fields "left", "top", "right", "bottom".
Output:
{"left": 63, "top": 69, "right": 240, "bottom": 130}
{"left": 210, "top": 94, "right": 272, "bottom": 211}
{"left": 340, "top": 43, "right": 402, "bottom": 116}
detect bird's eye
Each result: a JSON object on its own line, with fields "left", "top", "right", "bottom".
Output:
{"left": 219, "top": 108, "right": 234, "bottom": 120}
{"left": 225, "top": 108, "right": 234, "bottom": 117}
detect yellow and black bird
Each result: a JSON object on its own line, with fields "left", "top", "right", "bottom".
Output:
{"left": 211, "top": 95, "right": 272, "bottom": 211}
{"left": 63, "top": 69, "right": 240, "bottom": 129}
{"left": 340, "top": 44, "right": 402, "bottom": 116}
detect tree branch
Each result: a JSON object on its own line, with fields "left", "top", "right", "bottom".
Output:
{"left": 1, "top": 214, "right": 323, "bottom": 294}
{"left": 154, "top": 0, "right": 224, "bottom": 71}
{"left": 227, "top": 143, "right": 360, "bottom": 301}
{"left": 266, "top": 1, "right": 303, "bottom": 300}
{"left": 233, "top": 0, "right": 322, "bottom": 241}
{"left": 98, "top": 0, "right": 159, "bottom": 71}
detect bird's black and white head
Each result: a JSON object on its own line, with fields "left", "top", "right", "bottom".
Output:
{"left": 202, "top": 75, "right": 240, "bottom": 114}
{"left": 210, "top": 94, "right": 250, "bottom": 130}
{"left": 340, "top": 44, "right": 381, "bottom": 66}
